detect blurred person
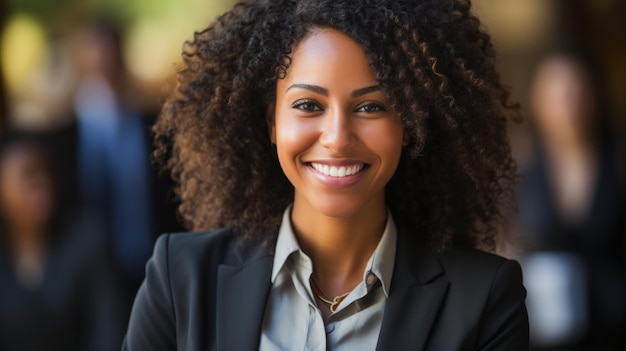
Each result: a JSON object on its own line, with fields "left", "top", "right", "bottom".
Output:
{"left": 0, "top": 133, "right": 124, "bottom": 351}
{"left": 74, "top": 21, "right": 153, "bottom": 291}
{"left": 518, "top": 46, "right": 626, "bottom": 350}
{"left": 54, "top": 20, "right": 182, "bottom": 312}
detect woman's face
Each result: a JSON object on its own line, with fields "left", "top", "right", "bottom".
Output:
{"left": 0, "top": 145, "right": 55, "bottom": 230}
{"left": 269, "top": 28, "right": 404, "bottom": 219}
{"left": 531, "top": 55, "right": 595, "bottom": 143}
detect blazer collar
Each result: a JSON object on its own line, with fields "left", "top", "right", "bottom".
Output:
{"left": 215, "top": 239, "right": 274, "bottom": 351}
{"left": 376, "top": 230, "right": 450, "bottom": 350}
{"left": 215, "top": 229, "right": 449, "bottom": 351}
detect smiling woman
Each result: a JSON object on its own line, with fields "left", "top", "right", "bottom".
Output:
{"left": 123, "top": 0, "right": 528, "bottom": 350}
{"left": 271, "top": 29, "right": 404, "bottom": 225}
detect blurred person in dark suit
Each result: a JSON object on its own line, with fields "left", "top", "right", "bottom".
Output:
{"left": 48, "top": 20, "right": 183, "bottom": 314}
{"left": 0, "top": 133, "right": 124, "bottom": 351}
{"left": 518, "top": 46, "right": 626, "bottom": 350}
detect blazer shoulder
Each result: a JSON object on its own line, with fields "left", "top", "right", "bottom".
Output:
{"left": 428, "top": 248, "right": 528, "bottom": 350}
{"left": 439, "top": 248, "right": 518, "bottom": 278}
{"left": 164, "top": 229, "right": 235, "bottom": 254}
{"left": 123, "top": 231, "right": 235, "bottom": 351}
{"left": 156, "top": 229, "right": 271, "bottom": 273}
{"left": 125, "top": 230, "right": 273, "bottom": 350}
{"left": 437, "top": 248, "right": 524, "bottom": 299}
{"left": 154, "top": 229, "right": 237, "bottom": 270}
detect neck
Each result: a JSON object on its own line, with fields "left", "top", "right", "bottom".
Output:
{"left": 5, "top": 224, "right": 48, "bottom": 289}
{"left": 542, "top": 129, "right": 596, "bottom": 157}
{"left": 542, "top": 134, "right": 599, "bottom": 173}
{"left": 6, "top": 222, "right": 48, "bottom": 252}
{"left": 290, "top": 198, "right": 387, "bottom": 295}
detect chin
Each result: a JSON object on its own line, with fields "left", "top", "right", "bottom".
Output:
{"left": 309, "top": 195, "right": 369, "bottom": 220}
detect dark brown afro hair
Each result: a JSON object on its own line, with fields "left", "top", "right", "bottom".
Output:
{"left": 154, "top": 0, "right": 521, "bottom": 253}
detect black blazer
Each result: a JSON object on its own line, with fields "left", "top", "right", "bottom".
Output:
{"left": 123, "top": 229, "right": 528, "bottom": 350}
{"left": 46, "top": 117, "right": 183, "bottom": 236}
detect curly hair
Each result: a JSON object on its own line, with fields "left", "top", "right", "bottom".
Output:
{"left": 154, "top": 0, "right": 520, "bottom": 253}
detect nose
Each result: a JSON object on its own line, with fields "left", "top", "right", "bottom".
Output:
{"left": 319, "top": 108, "right": 357, "bottom": 152}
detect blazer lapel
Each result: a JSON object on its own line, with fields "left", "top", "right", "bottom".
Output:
{"left": 376, "top": 234, "right": 450, "bottom": 350}
{"left": 216, "top": 244, "right": 273, "bottom": 351}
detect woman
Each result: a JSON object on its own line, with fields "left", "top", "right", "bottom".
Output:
{"left": 519, "top": 47, "right": 626, "bottom": 350}
{"left": 124, "top": 0, "right": 528, "bottom": 349}
{"left": 0, "top": 134, "right": 124, "bottom": 351}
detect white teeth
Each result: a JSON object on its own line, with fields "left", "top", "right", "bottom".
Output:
{"left": 310, "top": 163, "right": 365, "bottom": 177}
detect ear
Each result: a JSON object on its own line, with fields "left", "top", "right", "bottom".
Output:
{"left": 402, "top": 129, "right": 411, "bottom": 148}
{"left": 266, "top": 104, "right": 276, "bottom": 144}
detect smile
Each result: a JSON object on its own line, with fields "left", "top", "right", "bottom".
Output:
{"left": 308, "top": 162, "right": 366, "bottom": 178}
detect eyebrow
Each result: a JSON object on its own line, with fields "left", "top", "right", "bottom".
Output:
{"left": 286, "top": 84, "right": 329, "bottom": 96}
{"left": 285, "top": 84, "right": 382, "bottom": 98}
{"left": 351, "top": 85, "right": 381, "bottom": 98}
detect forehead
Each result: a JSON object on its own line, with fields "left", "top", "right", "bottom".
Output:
{"left": 536, "top": 56, "right": 588, "bottom": 82}
{"left": 0, "top": 144, "right": 46, "bottom": 170}
{"left": 279, "top": 28, "right": 377, "bottom": 88}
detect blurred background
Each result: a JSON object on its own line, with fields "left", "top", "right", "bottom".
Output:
{"left": 0, "top": 0, "right": 624, "bottom": 350}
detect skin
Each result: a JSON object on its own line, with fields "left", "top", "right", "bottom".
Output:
{"left": 268, "top": 28, "right": 404, "bottom": 319}
{"left": 531, "top": 56, "right": 595, "bottom": 148}
{"left": 530, "top": 56, "right": 599, "bottom": 221}
{"left": 0, "top": 145, "right": 53, "bottom": 235}
{"left": 0, "top": 144, "right": 54, "bottom": 287}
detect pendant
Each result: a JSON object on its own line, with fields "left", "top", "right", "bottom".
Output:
{"left": 330, "top": 297, "right": 342, "bottom": 313}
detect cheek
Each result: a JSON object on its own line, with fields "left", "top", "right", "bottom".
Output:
{"left": 361, "top": 121, "right": 404, "bottom": 163}
{"left": 0, "top": 178, "right": 30, "bottom": 215}
{"left": 274, "top": 114, "right": 318, "bottom": 172}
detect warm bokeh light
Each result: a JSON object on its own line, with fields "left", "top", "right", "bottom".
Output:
{"left": 474, "top": 0, "right": 555, "bottom": 51}
{"left": 124, "top": 0, "right": 234, "bottom": 83}
{"left": 125, "top": 18, "right": 183, "bottom": 83}
{"left": 1, "top": 14, "right": 47, "bottom": 93}
{"left": 0, "top": 0, "right": 236, "bottom": 127}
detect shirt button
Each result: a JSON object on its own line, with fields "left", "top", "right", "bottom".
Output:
{"left": 326, "top": 324, "right": 335, "bottom": 334}
{"left": 367, "top": 273, "right": 377, "bottom": 285}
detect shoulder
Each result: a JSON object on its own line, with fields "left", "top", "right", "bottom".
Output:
{"left": 397, "top": 231, "right": 523, "bottom": 294}
{"left": 123, "top": 229, "right": 270, "bottom": 350}
{"left": 428, "top": 249, "right": 529, "bottom": 349}
{"left": 440, "top": 248, "right": 521, "bottom": 277}
{"left": 438, "top": 248, "right": 524, "bottom": 295}
{"left": 159, "top": 229, "right": 236, "bottom": 258}
{"left": 437, "top": 248, "right": 527, "bottom": 333}
{"left": 153, "top": 229, "right": 250, "bottom": 269}
{"left": 151, "top": 229, "right": 271, "bottom": 278}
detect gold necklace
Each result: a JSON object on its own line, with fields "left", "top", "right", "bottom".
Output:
{"left": 310, "top": 277, "right": 350, "bottom": 313}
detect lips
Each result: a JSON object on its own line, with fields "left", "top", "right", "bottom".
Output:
{"left": 307, "top": 162, "right": 367, "bottom": 177}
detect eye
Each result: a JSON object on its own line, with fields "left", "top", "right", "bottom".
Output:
{"left": 292, "top": 99, "right": 323, "bottom": 112}
{"left": 355, "top": 102, "right": 386, "bottom": 113}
